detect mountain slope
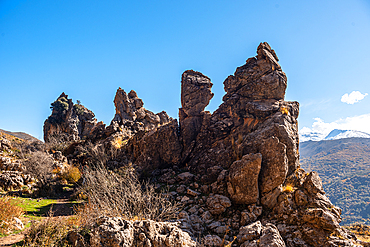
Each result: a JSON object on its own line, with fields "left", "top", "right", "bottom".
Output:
{"left": 0, "top": 128, "right": 41, "bottom": 143}
{"left": 300, "top": 138, "right": 370, "bottom": 225}
{"left": 300, "top": 128, "right": 370, "bottom": 142}
{"left": 325, "top": 129, "right": 370, "bottom": 140}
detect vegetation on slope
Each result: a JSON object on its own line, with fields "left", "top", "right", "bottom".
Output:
{"left": 300, "top": 138, "right": 370, "bottom": 225}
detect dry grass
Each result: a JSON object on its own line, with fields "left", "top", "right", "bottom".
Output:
{"left": 45, "top": 132, "right": 73, "bottom": 152}
{"left": 23, "top": 215, "right": 75, "bottom": 247}
{"left": 77, "top": 141, "right": 121, "bottom": 168}
{"left": 60, "top": 166, "right": 81, "bottom": 183}
{"left": 77, "top": 164, "right": 180, "bottom": 227}
{"left": 0, "top": 196, "right": 24, "bottom": 234}
{"left": 282, "top": 184, "right": 294, "bottom": 193}
{"left": 280, "top": 106, "right": 289, "bottom": 115}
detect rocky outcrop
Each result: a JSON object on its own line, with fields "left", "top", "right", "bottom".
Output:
{"left": 223, "top": 42, "right": 287, "bottom": 101}
{"left": 45, "top": 42, "right": 361, "bottom": 246}
{"left": 179, "top": 71, "right": 213, "bottom": 162}
{"left": 0, "top": 171, "right": 34, "bottom": 191}
{"left": 44, "top": 89, "right": 173, "bottom": 149}
{"left": 119, "top": 42, "right": 354, "bottom": 246}
{"left": 237, "top": 221, "right": 286, "bottom": 247}
{"left": 111, "top": 88, "right": 172, "bottom": 138}
{"left": 43, "top": 93, "right": 101, "bottom": 142}
{"left": 88, "top": 216, "right": 196, "bottom": 247}
{"left": 0, "top": 136, "right": 12, "bottom": 152}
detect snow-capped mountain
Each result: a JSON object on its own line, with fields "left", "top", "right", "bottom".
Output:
{"left": 324, "top": 129, "right": 370, "bottom": 140}
{"left": 300, "top": 129, "right": 370, "bottom": 142}
{"left": 299, "top": 131, "right": 325, "bottom": 142}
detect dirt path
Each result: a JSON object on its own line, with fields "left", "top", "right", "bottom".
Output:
{"left": 0, "top": 199, "right": 76, "bottom": 246}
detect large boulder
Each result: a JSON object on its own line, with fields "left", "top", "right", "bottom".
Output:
{"left": 90, "top": 217, "right": 196, "bottom": 247}
{"left": 223, "top": 42, "right": 287, "bottom": 101}
{"left": 227, "top": 153, "right": 262, "bottom": 204}
{"left": 180, "top": 70, "right": 213, "bottom": 117}
{"left": 237, "top": 222, "right": 285, "bottom": 247}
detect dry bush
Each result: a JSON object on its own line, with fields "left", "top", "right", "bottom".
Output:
{"left": 46, "top": 132, "right": 73, "bottom": 152}
{"left": 0, "top": 196, "right": 24, "bottom": 234}
{"left": 23, "top": 215, "right": 74, "bottom": 247}
{"left": 78, "top": 164, "right": 180, "bottom": 227}
{"left": 79, "top": 141, "right": 121, "bottom": 166}
{"left": 60, "top": 166, "right": 82, "bottom": 183}
{"left": 22, "top": 151, "right": 54, "bottom": 186}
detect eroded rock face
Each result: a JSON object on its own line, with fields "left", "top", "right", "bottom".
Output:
{"left": 125, "top": 119, "right": 182, "bottom": 172}
{"left": 181, "top": 70, "right": 213, "bottom": 117}
{"left": 227, "top": 153, "right": 261, "bottom": 204}
{"left": 111, "top": 88, "right": 172, "bottom": 134}
{"left": 90, "top": 216, "right": 196, "bottom": 247}
{"left": 43, "top": 93, "right": 100, "bottom": 142}
{"left": 46, "top": 42, "right": 356, "bottom": 247}
{"left": 223, "top": 42, "right": 287, "bottom": 101}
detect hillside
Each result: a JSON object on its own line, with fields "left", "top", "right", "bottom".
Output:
{"left": 0, "top": 129, "right": 41, "bottom": 143}
{"left": 300, "top": 138, "right": 370, "bottom": 225}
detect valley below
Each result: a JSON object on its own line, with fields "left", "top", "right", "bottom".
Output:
{"left": 300, "top": 137, "right": 370, "bottom": 225}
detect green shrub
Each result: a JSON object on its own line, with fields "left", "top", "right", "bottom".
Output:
{"left": 50, "top": 97, "right": 69, "bottom": 113}
{"left": 73, "top": 104, "right": 85, "bottom": 116}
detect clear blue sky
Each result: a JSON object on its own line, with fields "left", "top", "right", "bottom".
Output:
{"left": 1, "top": 0, "right": 370, "bottom": 140}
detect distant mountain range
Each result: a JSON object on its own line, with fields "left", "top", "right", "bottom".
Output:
{"left": 0, "top": 128, "right": 41, "bottom": 143}
{"left": 300, "top": 128, "right": 370, "bottom": 142}
{"left": 300, "top": 137, "right": 370, "bottom": 225}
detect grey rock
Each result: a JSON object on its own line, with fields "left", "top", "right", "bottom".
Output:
{"left": 177, "top": 172, "right": 195, "bottom": 181}
{"left": 90, "top": 216, "right": 196, "bottom": 247}
{"left": 187, "top": 188, "right": 200, "bottom": 197}
{"left": 303, "top": 171, "right": 324, "bottom": 195}
{"left": 237, "top": 221, "right": 263, "bottom": 243}
{"left": 240, "top": 205, "right": 263, "bottom": 226}
{"left": 259, "top": 223, "right": 286, "bottom": 247}
{"left": 206, "top": 194, "right": 232, "bottom": 215}
{"left": 201, "top": 211, "right": 213, "bottom": 224}
{"left": 203, "top": 235, "right": 223, "bottom": 247}
{"left": 214, "top": 225, "right": 228, "bottom": 235}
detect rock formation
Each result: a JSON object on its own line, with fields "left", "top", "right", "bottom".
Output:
{"left": 111, "top": 88, "right": 172, "bottom": 134}
{"left": 44, "top": 42, "right": 363, "bottom": 246}
{"left": 118, "top": 42, "right": 357, "bottom": 246}
{"left": 43, "top": 93, "right": 102, "bottom": 142}
{"left": 44, "top": 89, "right": 172, "bottom": 145}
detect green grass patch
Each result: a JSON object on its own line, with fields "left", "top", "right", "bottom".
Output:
{"left": 12, "top": 197, "right": 58, "bottom": 218}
